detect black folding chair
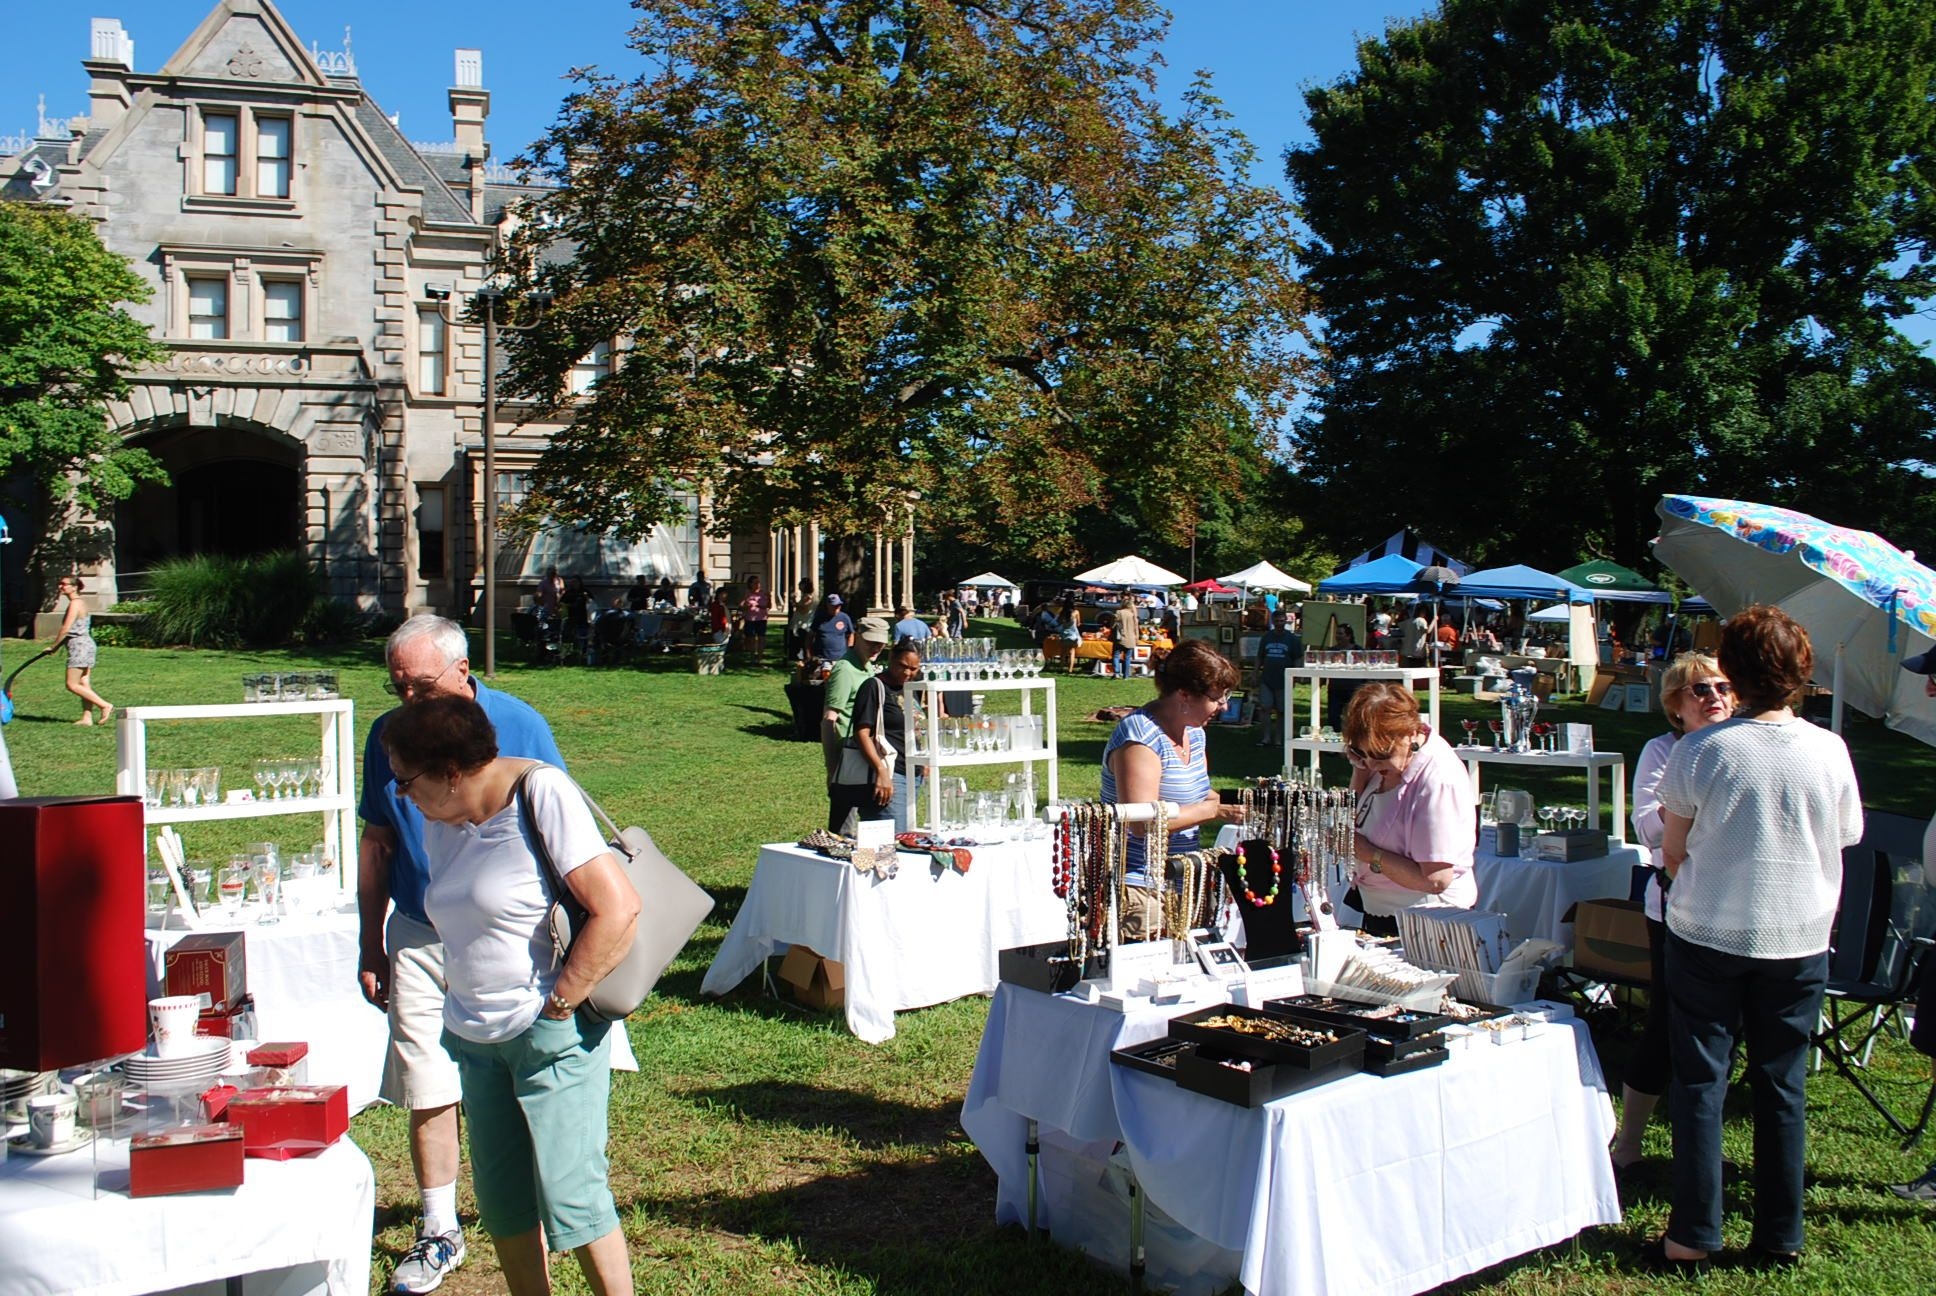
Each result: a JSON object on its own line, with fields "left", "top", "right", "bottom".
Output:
{"left": 1811, "top": 811, "right": 1936, "bottom": 1148}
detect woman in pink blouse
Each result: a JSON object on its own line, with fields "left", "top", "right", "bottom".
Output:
{"left": 1341, "top": 683, "right": 1476, "bottom": 935}
{"left": 739, "top": 575, "right": 772, "bottom": 663}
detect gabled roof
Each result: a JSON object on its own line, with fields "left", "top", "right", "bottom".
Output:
{"left": 158, "top": 0, "right": 333, "bottom": 89}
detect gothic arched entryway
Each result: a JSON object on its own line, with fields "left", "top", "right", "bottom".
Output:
{"left": 116, "top": 423, "right": 302, "bottom": 578}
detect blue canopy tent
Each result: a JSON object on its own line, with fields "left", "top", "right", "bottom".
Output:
{"left": 1453, "top": 564, "right": 1597, "bottom": 604}
{"left": 1316, "top": 553, "right": 1424, "bottom": 595}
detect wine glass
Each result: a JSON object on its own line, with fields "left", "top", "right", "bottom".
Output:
{"left": 1460, "top": 719, "right": 1478, "bottom": 747}
{"left": 1487, "top": 718, "right": 1505, "bottom": 751}
{"left": 252, "top": 854, "right": 281, "bottom": 925}
{"left": 218, "top": 860, "right": 250, "bottom": 920}
{"left": 253, "top": 760, "right": 273, "bottom": 802}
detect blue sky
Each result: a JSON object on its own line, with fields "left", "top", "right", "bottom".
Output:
{"left": 7, "top": 1, "right": 1930, "bottom": 352}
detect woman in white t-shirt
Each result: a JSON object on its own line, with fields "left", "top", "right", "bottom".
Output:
{"left": 1612, "top": 652, "right": 1732, "bottom": 1174}
{"left": 1651, "top": 606, "right": 1863, "bottom": 1272}
{"left": 382, "top": 697, "right": 641, "bottom": 1296}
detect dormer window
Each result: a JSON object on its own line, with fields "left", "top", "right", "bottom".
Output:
{"left": 569, "top": 340, "right": 612, "bottom": 396}
{"left": 191, "top": 106, "right": 296, "bottom": 207}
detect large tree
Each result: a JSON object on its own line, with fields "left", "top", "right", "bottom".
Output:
{"left": 1286, "top": 0, "right": 1936, "bottom": 571}
{"left": 497, "top": 0, "right": 1312, "bottom": 575}
{"left": 0, "top": 201, "right": 165, "bottom": 609}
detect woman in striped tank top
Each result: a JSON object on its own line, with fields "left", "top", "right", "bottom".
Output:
{"left": 1101, "top": 639, "right": 1245, "bottom": 940}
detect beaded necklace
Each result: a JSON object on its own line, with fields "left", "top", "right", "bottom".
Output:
{"left": 1239, "top": 839, "right": 1284, "bottom": 906}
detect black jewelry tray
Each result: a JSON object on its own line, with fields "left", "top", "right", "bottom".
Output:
{"left": 1169, "top": 1003, "right": 1367, "bottom": 1071}
{"left": 1363, "top": 1046, "right": 1449, "bottom": 1078}
{"left": 1363, "top": 1031, "right": 1447, "bottom": 1063}
{"left": 998, "top": 941, "right": 1107, "bottom": 995}
{"left": 1439, "top": 999, "right": 1516, "bottom": 1025}
{"left": 1174, "top": 1045, "right": 1357, "bottom": 1106}
{"left": 1109, "top": 1036, "right": 1191, "bottom": 1080}
{"left": 1262, "top": 995, "right": 1453, "bottom": 1042}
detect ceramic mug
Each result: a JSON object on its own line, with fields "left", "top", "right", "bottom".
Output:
{"left": 148, "top": 994, "right": 203, "bottom": 1058}
{"left": 27, "top": 1092, "right": 77, "bottom": 1149}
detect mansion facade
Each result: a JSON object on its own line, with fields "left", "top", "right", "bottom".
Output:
{"left": 2, "top": 0, "right": 915, "bottom": 626}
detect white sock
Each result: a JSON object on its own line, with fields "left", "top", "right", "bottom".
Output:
{"left": 420, "top": 1181, "right": 458, "bottom": 1238}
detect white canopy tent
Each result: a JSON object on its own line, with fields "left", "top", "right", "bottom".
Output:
{"left": 958, "top": 572, "right": 1017, "bottom": 588}
{"left": 1218, "top": 560, "right": 1313, "bottom": 594}
{"left": 1074, "top": 555, "right": 1187, "bottom": 586}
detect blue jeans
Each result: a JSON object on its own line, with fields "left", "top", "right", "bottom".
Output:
{"left": 1113, "top": 645, "right": 1133, "bottom": 679}
{"left": 1664, "top": 930, "right": 1827, "bottom": 1254}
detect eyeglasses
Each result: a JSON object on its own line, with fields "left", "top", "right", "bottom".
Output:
{"left": 392, "top": 768, "right": 429, "bottom": 796}
{"left": 1346, "top": 743, "right": 1396, "bottom": 763}
{"left": 387, "top": 658, "right": 460, "bottom": 699}
{"left": 1688, "top": 680, "right": 1733, "bottom": 699}
{"left": 1204, "top": 692, "right": 1231, "bottom": 709}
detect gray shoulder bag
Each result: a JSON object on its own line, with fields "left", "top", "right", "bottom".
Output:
{"left": 514, "top": 765, "right": 715, "bottom": 1021}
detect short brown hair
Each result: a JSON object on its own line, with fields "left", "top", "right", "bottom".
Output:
{"left": 1718, "top": 604, "right": 1813, "bottom": 713}
{"left": 1341, "top": 682, "right": 1422, "bottom": 754}
{"left": 381, "top": 695, "right": 499, "bottom": 777}
{"left": 1153, "top": 638, "right": 1239, "bottom": 698}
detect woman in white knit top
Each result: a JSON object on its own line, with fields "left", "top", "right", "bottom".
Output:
{"left": 1649, "top": 606, "right": 1863, "bottom": 1272}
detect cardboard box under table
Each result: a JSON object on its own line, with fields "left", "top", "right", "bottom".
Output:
{"left": 1564, "top": 899, "right": 1652, "bottom": 983}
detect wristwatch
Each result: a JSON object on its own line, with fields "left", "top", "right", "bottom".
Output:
{"left": 1369, "top": 848, "right": 1385, "bottom": 875}
{"left": 546, "top": 991, "right": 574, "bottom": 1016}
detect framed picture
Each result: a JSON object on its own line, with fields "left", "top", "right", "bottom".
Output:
{"left": 1598, "top": 687, "right": 1625, "bottom": 712}
{"left": 1624, "top": 683, "right": 1654, "bottom": 713}
{"left": 1219, "top": 625, "right": 1236, "bottom": 644}
{"left": 1195, "top": 940, "right": 1252, "bottom": 981}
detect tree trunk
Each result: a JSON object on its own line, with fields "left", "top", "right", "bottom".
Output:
{"left": 823, "top": 535, "right": 872, "bottom": 615}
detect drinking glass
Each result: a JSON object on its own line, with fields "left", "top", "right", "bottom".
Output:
{"left": 318, "top": 670, "right": 340, "bottom": 698}
{"left": 144, "top": 770, "right": 164, "bottom": 808}
{"left": 1487, "top": 718, "right": 1505, "bottom": 750}
{"left": 1460, "top": 719, "right": 1478, "bottom": 747}
{"left": 941, "top": 777, "right": 968, "bottom": 831}
{"left": 253, "top": 760, "right": 273, "bottom": 802}
{"left": 198, "top": 767, "right": 221, "bottom": 806}
{"left": 147, "top": 867, "right": 173, "bottom": 911}
{"left": 252, "top": 856, "right": 281, "bottom": 925}
{"left": 218, "top": 862, "right": 250, "bottom": 919}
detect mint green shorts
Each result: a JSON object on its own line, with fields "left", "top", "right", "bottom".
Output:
{"left": 442, "top": 1013, "right": 618, "bottom": 1250}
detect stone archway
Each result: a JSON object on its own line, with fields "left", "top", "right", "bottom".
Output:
{"left": 114, "top": 420, "right": 303, "bottom": 580}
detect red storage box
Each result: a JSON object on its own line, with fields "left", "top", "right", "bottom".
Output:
{"left": 166, "top": 932, "right": 249, "bottom": 1012}
{"left": 226, "top": 1085, "right": 348, "bottom": 1159}
{"left": 0, "top": 796, "right": 147, "bottom": 1070}
{"left": 129, "top": 1124, "right": 246, "bottom": 1197}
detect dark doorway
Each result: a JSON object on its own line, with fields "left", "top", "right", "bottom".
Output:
{"left": 176, "top": 460, "right": 300, "bottom": 557}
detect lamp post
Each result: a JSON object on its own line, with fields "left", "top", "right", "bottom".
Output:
{"left": 426, "top": 284, "right": 545, "bottom": 679}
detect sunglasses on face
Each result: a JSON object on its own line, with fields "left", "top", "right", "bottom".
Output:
{"left": 1688, "top": 680, "right": 1733, "bottom": 699}
{"left": 1347, "top": 743, "right": 1395, "bottom": 763}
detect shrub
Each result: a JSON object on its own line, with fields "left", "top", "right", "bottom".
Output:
{"left": 141, "top": 551, "right": 321, "bottom": 647}
{"left": 300, "top": 596, "right": 367, "bottom": 645}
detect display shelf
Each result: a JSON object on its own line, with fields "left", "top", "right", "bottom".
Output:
{"left": 903, "top": 676, "right": 1058, "bottom": 832}
{"left": 1451, "top": 745, "right": 1628, "bottom": 836}
{"left": 114, "top": 699, "right": 357, "bottom": 884}
{"left": 1280, "top": 666, "right": 1441, "bottom": 777}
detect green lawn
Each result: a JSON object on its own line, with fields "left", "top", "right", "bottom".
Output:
{"left": 4, "top": 622, "right": 1934, "bottom": 1295}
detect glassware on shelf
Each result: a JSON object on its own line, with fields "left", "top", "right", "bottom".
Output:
{"left": 144, "top": 769, "right": 165, "bottom": 808}
{"left": 251, "top": 853, "right": 281, "bottom": 925}
{"left": 1460, "top": 719, "right": 1479, "bottom": 747}
{"left": 1487, "top": 718, "right": 1505, "bottom": 750}
{"left": 218, "top": 860, "right": 250, "bottom": 919}
{"left": 146, "top": 867, "right": 174, "bottom": 911}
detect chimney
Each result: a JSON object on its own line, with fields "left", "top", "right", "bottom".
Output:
{"left": 84, "top": 19, "right": 134, "bottom": 130}
{"left": 449, "top": 49, "right": 490, "bottom": 220}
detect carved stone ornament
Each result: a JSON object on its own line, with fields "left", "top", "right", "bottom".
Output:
{"left": 228, "top": 47, "right": 266, "bottom": 79}
{"left": 158, "top": 351, "right": 312, "bottom": 377}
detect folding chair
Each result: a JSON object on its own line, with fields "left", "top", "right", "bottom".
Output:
{"left": 1811, "top": 810, "right": 1936, "bottom": 1148}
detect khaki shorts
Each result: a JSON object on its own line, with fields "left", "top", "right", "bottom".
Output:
{"left": 1120, "top": 885, "right": 1162, "bottom": 942}
{"left": 380, "top": 911, "right": 463, "bottom": 1110}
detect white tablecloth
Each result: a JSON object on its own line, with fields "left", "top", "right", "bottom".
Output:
{"left": 146, "top": 909, "right": 637, "bottom": 1111}
{"left": 962, "top": 984, "right": 1621, "bottom": 1296}
{"left": 701, "top": 840, "right": 1067, "bottom": 1042}
{"left": 0, "top": 1136, "right": 373, "bottom": 1296}
{"left": 1472, "top": 843, "right": 1645, "bottom": 948}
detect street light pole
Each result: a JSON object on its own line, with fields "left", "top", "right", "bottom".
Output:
{"left": 481, "top": 290, "right": 499, "bottom": 679}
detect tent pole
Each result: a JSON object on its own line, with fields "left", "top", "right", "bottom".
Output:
{"left": 1831, "top": 643, "right": 1845, "bottom": 734}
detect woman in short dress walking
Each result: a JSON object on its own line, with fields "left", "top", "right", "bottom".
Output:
{"left": 55, "top": 575, "right": 113, "bottom": 726}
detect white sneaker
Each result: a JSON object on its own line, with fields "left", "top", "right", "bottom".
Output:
{"left": 392, "top": 1230, "right": 466, "bottom": 1293}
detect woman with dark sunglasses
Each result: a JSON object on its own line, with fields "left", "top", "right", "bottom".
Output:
{"left": 1612, "top": 652, "right": 1733, "bottom": 1175}
{"left": 1338, "top": 682, "right": 1477, "bottom": 934}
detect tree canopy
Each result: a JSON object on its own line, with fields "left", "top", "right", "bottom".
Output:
{"left": 1285, "top": 0, "right": 1936, "bottom": 571}
{"left": 0, "top": 201, "right": 165, "bottom": 600}
{"left": 499, "top": 0, "right": 1313, "bottom": 564}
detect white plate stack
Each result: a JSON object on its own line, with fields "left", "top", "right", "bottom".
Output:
{"left": 119, "top": 1037, "right": 232, "bottom": 1088}
{"left": 1, "top": 1069, "right": 56, "bottom": 1131}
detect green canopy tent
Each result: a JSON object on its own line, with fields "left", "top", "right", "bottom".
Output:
{"left": 1555, "top": 559, "right": 1672, "bottom": 604}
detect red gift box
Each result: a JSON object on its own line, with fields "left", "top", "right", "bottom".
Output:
{"left": 226, "top": 1085, "right": 348, "bottom": 1159}
{"left": 0, "top": 796, "right": 147, "bottom": 1070}
{"left": 246, "top": 1042, "right": 308, "bottom": 1067}
{"left": 195, "top": 994, "right": 257, "bottom": 1039}
{"left": 129, "top": 1124, "right": 245, "bottom": 1197}
{"left": 165, "top": 932, "right": 248, "bottom": 1012}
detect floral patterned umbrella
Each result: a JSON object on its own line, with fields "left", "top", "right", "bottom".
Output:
{"left": 1653, "top": 494, "right": 1936, "bottom": 744}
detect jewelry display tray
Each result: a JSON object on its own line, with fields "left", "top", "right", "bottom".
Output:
{"left": 1261, "top": 995, "right": 1453, "bottom": 1042}
{"left": 997, "top": 941, "right": 1107, "bottom": 995}
{"left": 1362, "top": 1046, "right": 1449, "bottom": 1078}
{"left": 1174, "top": 1045, "right": 1357, "bottom": 1106}
{"left": 1109, "top": 1036, "right": 1193, "bottom": 1079}
{"left": 1169, "top": 1003, "right": 1368, "bottom": 1071}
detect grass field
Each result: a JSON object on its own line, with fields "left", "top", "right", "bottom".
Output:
{"left": 4, "top": 621, "right": 1934, "bottom": 1295}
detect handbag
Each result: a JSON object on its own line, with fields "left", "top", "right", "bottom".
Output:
{"left": 514, "top": 765, "right": 714, "bottom": 1022}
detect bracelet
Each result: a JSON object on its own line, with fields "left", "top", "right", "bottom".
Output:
{"left": 1369, "top": 847, "right": 1385, "bottom": 875}
{"left": 546, "top": 991, "right": 574, "bottom": 1015}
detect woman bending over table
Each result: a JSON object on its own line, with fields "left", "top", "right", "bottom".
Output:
{"left": 1100, "top": 639, "right": 1245, "bottom": 940}
{"left": 1652, "top": 605, "right": 1862, "bottom": 1271}
{"left": 1341, "top": 682, "right": 1476, "bottom": 935}
{"left": 382, "top": 696, "right": 640, "bottom": 1296}
{"left": 1612, "top": 651, "right": 1732, "bottom": 1173}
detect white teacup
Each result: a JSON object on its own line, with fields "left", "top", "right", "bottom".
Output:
{"left": 148, "top": 995, "right": 203, "bottom": 1058}
{"left": 27, "top": 1092, "right": 77, "bottom": 1149}
{"left": 73, "top": 1073, "right": 128, "bottom": 1127}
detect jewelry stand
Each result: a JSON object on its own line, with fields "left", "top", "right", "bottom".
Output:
{"left": 1044, "top": 800, "right": 1198, "bottom": 996}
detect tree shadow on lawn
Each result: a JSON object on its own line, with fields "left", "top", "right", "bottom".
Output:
{"left": 622, "top": 1155, "right": 1126, "bottom": 1296}
{"left": 730, "top": 702, "right": 801, "bottom": 742}
{"left": 676, "top": 1079, "right": 961, "bottom": 1151}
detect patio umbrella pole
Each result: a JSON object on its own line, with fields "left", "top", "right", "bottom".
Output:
{"left": 1832, "top": 643, "right": 1845, "bottom": 734}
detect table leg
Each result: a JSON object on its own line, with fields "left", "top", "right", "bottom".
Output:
{"left": 1613, "top": 764, "right": 1627, "bottom": 841}
{"left": 1587, "top": 767, "right": 1602, "bottom": 832}
{"left": 1128, "top": 1172, "right": 1146, "bottom": 1293}
{"left": 1025, "top": 1118, "right": 1041, "bottom": 1240}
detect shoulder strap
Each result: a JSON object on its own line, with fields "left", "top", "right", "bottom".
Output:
{"left": 514, "top": 762, "right": 630, "bottom": 872}
{"left": 512, "top": 764, "right": 567, "bottom": 898}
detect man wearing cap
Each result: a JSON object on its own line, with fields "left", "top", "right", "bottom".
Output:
{"left": 822, "top": 615, "right": 892, "bottom": 832}
{"left": 1888, "top": 650, "right": 1936, "bottom": 1203}
{"left": 893, "top": 603, "right": 931, "bottom": 644}
{"left": 813, "top": 593, "right": 855, "bottom": 665}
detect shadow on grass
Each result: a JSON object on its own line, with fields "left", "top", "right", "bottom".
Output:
{"left": 679, "top": 1079, "right": 960, "bottom": 1150}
